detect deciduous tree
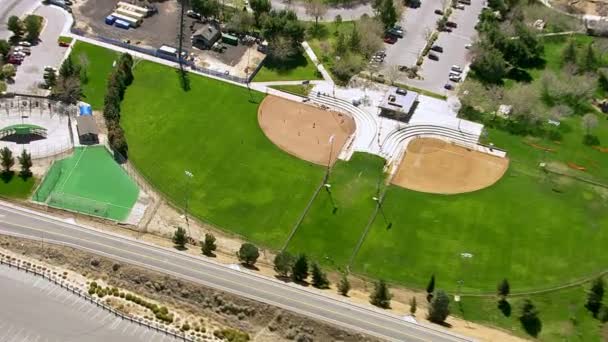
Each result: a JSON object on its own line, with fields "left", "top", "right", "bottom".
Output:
{"left": 273, "top": 250, "right": 294, "bottom": 277}
{"left": 338, "top": 273, "right": 351, "bottom": 296}
{"left": 237, "top": 243, "right": 260, "bottom": 266}
{"left": 7, "top": 16, "right": 22, "bottom": 39}
{"left": 24, "top": 15, "right": 42, "bottom": 43}
{"left": 585, "top": 277, "right": 604, "bottom": 317}
{"left": 497, "top": 278, "right": 510, "bottom": 300}
{"left": 470, "top": 46, "right": 507, "bottom": 84}
{"left": 305, "top": 0, "right": 328, "bottom": 26}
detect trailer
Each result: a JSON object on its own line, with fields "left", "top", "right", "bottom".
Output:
{"left": 221, "top": 33, "right": 238, "bottom": 46}
{"left": 115, "top": 7, "right": 146, "bottom": 20}
{"left": 117, "top": 1, "right": 151, "bottom": 16}
{"left": 111, "top": 12, "right": 142, "bottom": 27}
{"left": 105, "top": 15, "right": 116, "bottom": 25}
{"left": 114, "top": 19, "right": 131, "bottom": 30}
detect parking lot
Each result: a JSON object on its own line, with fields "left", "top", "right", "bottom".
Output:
{"left": 398, "top": 0, "right": 485, "bottom": 94}
{"left": 9, "top": 4, "right": 71, "bottom": 95}
{"left": 73, "top": 0, "right": 264, "bottom": 78}
{"left": 0, "top": 264, "right": 183, "bottom": 342}
{"left": 382, "top": 0, "right": 443, "bottom": 69}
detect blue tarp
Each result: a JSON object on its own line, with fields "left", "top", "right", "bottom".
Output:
{"left": 79, "top": 103, "right": 92, "bottom": 116}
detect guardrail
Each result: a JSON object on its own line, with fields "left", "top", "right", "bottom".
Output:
{"left": 0, "top": 257, "right": 194, "bottom": 341}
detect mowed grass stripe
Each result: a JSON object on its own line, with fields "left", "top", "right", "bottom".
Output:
{"left": 120, "top": 61, "right": 324, "bottom": 248}
{"left": 287, "top": 153, "right": 385, "bottom": 266}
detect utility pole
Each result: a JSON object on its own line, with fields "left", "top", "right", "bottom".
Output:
{"left": 184, "top": 170, "right": 194, "bottom": 237}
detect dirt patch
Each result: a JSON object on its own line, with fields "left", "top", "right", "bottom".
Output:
{"left": 258, "top": 96, "right": 356, "bottom": 166}
{"left": 525, "top": 141, "right": 556, "bottom": 152}
{"left": 567, "top": 161, "right": 586, "bottom": 171}
{"left": 391, "top": 138, "right": 510, "bottom": 194}
{"left": 0, "top": 234, "right": 378, "bottom": 342}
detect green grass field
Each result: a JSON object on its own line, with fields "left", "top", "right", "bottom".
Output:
{"left": 253, "top": 52, "right": 321, "bottom": 82}
{"left": 120, "top": 61, "right": 324, "bottom": 248}
{"left": 287, "top": 153, "right": 385, "bottom": 266}
{"left": 268, "top": 84, "right": 312, "bottom": 97}
{"left": 34, "top": 146, "right": 139, "bottom": 221}
{"left": 0, "top": 173, "right": 35, "bottom": 199}
{"left": 70, "top": 42, "right": 122, "bottom": 110}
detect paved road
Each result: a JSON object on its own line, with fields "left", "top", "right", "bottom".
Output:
{"left": 0, "top": 0, "right": 39, "bottom": 40}
{"left": 0, "top": 201, "right": 474, "bottom": 342}
{"left": 0, "top": 264, "right": 182, "bottom": 342}
{"left": 10, "top": 4, "right": 72, "bottom": 95}
{"left": 383, "top": 0, "right": 443, "bottom": 68}
{"left": 270, "top": 0, "right": 373, "bottom": 21}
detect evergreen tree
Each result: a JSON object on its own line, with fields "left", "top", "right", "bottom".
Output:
{"left": 338, "top": 273, "right": 351, "bottom": 296}
{"left": 273, "top": 250, "right": 294, "bottom": 277}
{"left": 335, "top": 33, "right": 347, "bottom": 56}
{"left": 0, "top": 147, "right": 14, "bottom": 174}
{"left": 586, "top": 277, "right": 604, "bottom": 317}
{"left": 17, "top": 149, "right": 32, "bottom": 178}
{"left": 348, "top": 24, "right": 360, "bottom": 51}
{"left": 583, "top": 42, "right": 598, "bottom": 72}
{"left": 497, "top": 278, "right": 510, "bottom": 300}
{"left": 311, "top": 263, "right": 330, "bottom": 289}
{"left": 426, "top": 274, "right": 435, "bottom": 301}
{"left": 291, "top": 254, "right": 309, "bottom": 282}
{"left": 428, "top": 290, "right": 450, "bottom": 323}
{"left": 379, "top": 0, "right": 397, "bottom": 29}
{"left": 201, "top": 233, "right": 217, "bottom": 256}
{"left": 59, "top": 55, "right": 76, "bottom": 78}
{"left": 598, "top": 69, "right": 608, "bottom": 92}
{"left": 409, "top": 297, "right": 417, "bottom": 315}
{"left": 172, "top": 226, "right": 187, "bottom": 249}
{"left": 370, "top": 279, "right": 392, "bottom": 309}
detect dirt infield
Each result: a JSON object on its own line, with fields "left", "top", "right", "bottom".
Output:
{"left": 391, "top": 138, "right": 509, "bottom": 194}
{"left": 258, "top": 96, "right": 356, "bottom": 166}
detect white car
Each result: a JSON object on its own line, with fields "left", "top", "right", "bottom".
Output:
{"left": 451, "top": 65, "right": 463, "bottom": 73}
{"left": 18, "top": 41, "right": 31, "bottom": 47}
{"left": 449, "top": 75, "right": 462, "bottom": 82}
{"left": 44, "top": 66, "right": 58, "bottom": 72}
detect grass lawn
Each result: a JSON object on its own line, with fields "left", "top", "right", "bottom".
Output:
{"left": 457, "top": 286, "right": 604, "bottom": 341}
{"left": 70, "top": 41, "right": 122, "bottom": 110}
{"left": 120, "top": 61, "right": 324, "bottom": 248}
{"left": 34, "top": 146, "right": 139, "bottom": 221}
{"left": 0, "top": 173, "right": 35, "bottom": 199}
{"left": 268, "top": 84, "right": 313, "bottom": 97}
{"left": 253, "top": 52, "right": 321, "bottom": 82}
{"left": 287, "top": 153, "right": 385, "bottom": 266}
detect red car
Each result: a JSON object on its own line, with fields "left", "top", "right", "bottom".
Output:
{"left": 8, "top": 57, "right": 22, "bottom": 65}
{"left": 59, "top": 41, "right": 70, "bottom": 47}
{"left": 384, "top": 35, "right": 397, "bottom": 44}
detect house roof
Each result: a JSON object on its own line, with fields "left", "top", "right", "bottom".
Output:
{"left": 76, "top": 116, "right": 98, "bottom": 135}
{"left": 193, "top": 25, "right": 220, "bottom": 41}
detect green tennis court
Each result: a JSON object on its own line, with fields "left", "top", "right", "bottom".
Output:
{"left": 33, "top": 146, "right": 139, "bottom": 221}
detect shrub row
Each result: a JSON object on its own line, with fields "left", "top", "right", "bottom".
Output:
{"left": 88, "top": 282, "right": 174, "bottom": 323}
{"left": 213, "top": 328, "right": 250, "bottom": 342}
{"left": 103, "top": 53, "right": 134, "bottom": 158}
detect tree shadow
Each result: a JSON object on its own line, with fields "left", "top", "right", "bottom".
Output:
{"left": 264, "top": 53, "right": 310, "bottom": 76}
{"left": 0, "top": 171, "right": 14, "bottom": 183}
{"left": 176, "top": 68, "right": 191, "bottom": 92}
{"left": 240, "top": 263, "right": 260, "bottom": 271}
{"left": 202, "top": 252, "right": 217, "bottom": 258}
{"left": 506, "top": 68, "right": 532, "bottom": 83}
{"left": 19, "top": 170, "right": 32, "bottom": 181}
{"left": 174, "top": 245, "right": 188, "bottom": 251}
{"left": 274, "top": 275, "right": 292, "bottom": 282}
{"left": 498, "top": 299, "right": 512, "bottom": 317}
{"left": 520, "top": 315, "right": 542, "bottom": 337}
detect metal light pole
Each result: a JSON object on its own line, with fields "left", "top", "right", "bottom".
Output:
{"left": 325, "top": 134, "right": 335, "bottom": 182}
{"left": 324, "top": 183, "right": 338, "bottom": 214}
{"left": 183, "top": 170, "right": 194, "bottom": 237}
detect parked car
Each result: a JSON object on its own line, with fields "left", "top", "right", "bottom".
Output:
{"left": 446, "top": 21, "right": 458, "bottom": 28}
{"left": 444, "top": 83, "right": 454, "bottom": 90}
{"left": 430, "top": 45, "right": 443, "bottom": 53}
{"left": 18, "top": 41, "right": 31, "bottom": 47}
{"left": 428, "top": 53, "right": 439, "bottom": 61}
{"left": 8, "top": 56, "right": 23, "bottom": 65}
{"left": 451, "top": 65, "right": 463, "bottom": 73}
{"left": 44, "top": 66, "right": 57, "bottom": 72}
{"left": 454, "top": 4, "right": 465, "bottom": 9}
{"left": 186, "top": 10, "right": 202, "bottom": 19}
{"left": 434, "top": 9, "right": 444, "bottom": 15}
{"left": 384, "top": 35, "right": 397, "bottom": 44}
{"left": 58, "top": 40, "right": 70, "bottom": 47}
{"left": 449, "top": 75, "right": 461, "bottom": 82}
{"left": 387, "top": 27, "right": 404, "bottom": 38}
{"left": 14, "top": 46, "right": 31, "bottom": 55}
{"left": 465, "top": 43, "right": 472, "bottom": 49}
